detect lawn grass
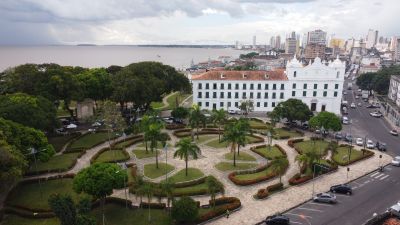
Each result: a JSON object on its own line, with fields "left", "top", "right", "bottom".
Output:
{"left": 293, "top": 140, "right": 330, "bottom": 155}
{"left": 249, "top": 120, "right": 269, "bottom": 129}
{"left": 1, "top": 214, "right": 60, "bottom": 225}
{"left": 143, "top": 163, "right": 175, "bottom": 179}
{"left": 273, "top": 128, "right": 302, "bottom": 139}
{"left": 136, "top": 141, "right": 165, "bottom": 149}
{"left": 68, "top": 132, "right": 118, "bottom": 150}
{"left": 332, "top": 147, "right": 364, "bottom": 164}
{"left": 26, "top": 152, "right": 80, "bottom": 174}
{"left": 195, "top": 134, "right": 219, "bottom": 144}
{"left": 150, "top": 101, "right": 165, "bottom": 109}
{"left": 151, "top": 92, "right": 191, "bottom": 111}
{"left": 224, "top": 152, "right": 257, "bottom": 161}
{"left": 114, "top": 138, "right": 140, "bottom": 148}
{"left": 6, "top": 178, "right": 88, "bottom": 211}
{"left": 172, "top": 182, "right": 209, "bottom": 196}
{"left": 215, "top": 162, "right": 258, "bottom": 172}
{"left": 206, "top": 135, "right": 261, "bottom": 148}
{"left": 252, "top": 146, "right": 284, "bottom": 160}
{"left": 234, "top": 166, "right": 275, "bottom": 180}
{"left": 91, "top": 203, "right": 172, "bottom": 225}
{"left": 168, "top": 168, "right": 205, "bottom": 183}
{"left": 132, "top": 150, "right": 160, "bottom": 159}
{"left": 92, "top": 150, "right": 129, "bottom": 163}
{"left": 48, "top": 134, "right": 79, "bottom": 152}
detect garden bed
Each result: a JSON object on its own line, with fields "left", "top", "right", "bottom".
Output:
{"left": 250, "top": 144, "right": 287, "bottom": 160}
{"left": 112, "top": 135, "right": 143, "bottom": 148}
{"left": 90, "top": 148, "right": 130, "bottom": 164}
{"left": 288, "top": 160, "right": 338, "bottom": 186}
{"left": 273, "top": 127, "right": 303, "bottom": 139}
{"left": 223, "top": 152, "right": 256, "bottom": 161}
{"left": 25, "top": 152, "right": 84, "bottom": 176}
{"left": 292, "top": 139, "right": 330, "bottom": 155}
{"left": 47, "top": 132, "right": 81, "bottom": 152}
{"left": 228, "top": 164, "right": 278, "bottom": 186}
{"left": 206, "top": 135, "right": 264, "bottom": 148}
{"left": 332, "top": 146, "right": 374, "bottom": 166}
{"left": 66, "top": 131, "right": 119, "bottom": 152}
{"left": 143, "top": 163, "right": 175, "bottom": 179}
{"left": 196, "top": 197, "right": 241, "bottom": 223}
{"left": 215, "top": 162, "right": 258, "bottom": 172}
{"left": 168, "top": 168, "right": 205, "bottom": 183}
{"left": 253, "top": 182, "right": 284, "bottom": 200}
{"left": 132, "top": 149, "right": 160, "bottom": 159}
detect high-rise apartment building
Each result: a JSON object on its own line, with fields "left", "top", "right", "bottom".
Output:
{"left": 275, "top": 35, "right": 281, "bottom": 49}
{"left": 307, "top": 29, "right": 327, "bottom": 45}
{"left": 270, "top": 36, "right": 275, "bottom": 49}
{"left": 304, "top": 43, "right": 326, "bottom": 60}
{"left": 394, "top": 37, "right": 400, "bottom": 61}
{"left": 285, "top": 38, "right": 298, "bottom": 54}
{"left": 366, "top": 29, "right": 378, "bottom": 49}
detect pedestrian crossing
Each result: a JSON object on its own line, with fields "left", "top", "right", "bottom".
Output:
{"left": 369, "top": 171, "right": 390, "bottom": 181}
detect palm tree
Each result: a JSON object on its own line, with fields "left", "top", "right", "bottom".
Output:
{"left": 223, "top": 122, "right": 239, "bottom": 167}
{"left": 142, "top": 182, "right": 154, "bottom": 223}
{"left": 132, "top": 175, "right": 145, "bottom": 213}
{"left": 295, "top": 149, "right": 321, "bottom": 174}
{"left": 295, "top": 154, "right": 308, "bottom": 173}
{"left": 206, "top": 176, "right": 225, "bottom": 209}
{"left": 160, "top": 179, "right": 174, "bottom": 213}
{"left": 140, "top": 115, "right": 152, "bottom": 153}
{"left": 174, "top": 138, "right": 201, "bottom": 176}
{"left": 270, "top": 156, "right": 289, "bottom": 183}
{"left": 237, "top": 119, "right": 251, "bottom": 156}
{"left": 147, "top": 122, "right": 164, "bottom": 168}
{"left": 211, "top": 109, "right": 227, "bottom": 142}
{"left": 189, "top": 104, "right": 206, "bottom": 140}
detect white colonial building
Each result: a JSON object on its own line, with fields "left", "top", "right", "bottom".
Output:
{"left": 191, "top": 56, "right": 345, "bottom": 115}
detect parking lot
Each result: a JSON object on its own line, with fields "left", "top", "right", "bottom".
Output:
{"left": 282, "top": 165, "right": 400, "bottom": 225}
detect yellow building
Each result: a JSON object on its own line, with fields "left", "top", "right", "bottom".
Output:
{"left": 330, "top": 38, "right": 345, "bottom": 49}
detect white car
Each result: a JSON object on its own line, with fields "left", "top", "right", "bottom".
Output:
{"left": 343, "top": 91, "right": 347, "bottom": 95}
{"left": 392, "top": 156, "right": 400, "bottom": 166}
{"left": 355, "top": 138, "right": 363, "bottom": 146}
{"left": 355, "top": 96, "right": 359, "bottom": 99}
{"left": 366, "top": 140, "right": 375, "bottom": 149}
{"left": 342, "top": 116, "right": 349, "bottom": 124}
{"left": 390, "top": 130, "right": 398, "bottom": 136}
{"left": 350, "top": 103, "right": 356, "bottom": 108}
{"left": 370, "top": 112, "right": 382, "bottom": 118}
{"left": 357, "top": 103, "right": 362, "bottom": 107}
{"left": 228, "top": 109, "right": 236, "bottom": 115}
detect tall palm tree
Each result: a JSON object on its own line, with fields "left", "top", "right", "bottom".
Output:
{"left": 237, "top": 119, "right": 251, "bottom": 156}
{"left": 147, "top": 122, "right": 164, "bottom": 168}
{"left": 160, "top": 179, "right": 174, "bottom": 213}
{"left": 211, "top": 109, "right": 227, "bottom": 142}
{"left": 174, "top": 138, "right": 201, "bottom": 176}
{"left": 270, "top": 156, "right": 289, "bottom": 183}
{"left": 140, "top": 115, "right": 152, "bottom": 153}
{"left": 189, "top": 104, "right": 206, "bottom": 140}
{"left": 223, "top": 122, "right": 239, "bottom": 167}
{"left": 206, "top": 176, "right": 225, "bottom": 209}
{"left": 142, "top": 182, "right": 154, "bottom": 222}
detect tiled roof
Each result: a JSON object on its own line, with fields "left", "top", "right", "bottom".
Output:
{"left": 191, "top": 70, "right": 287, "bottom": 81}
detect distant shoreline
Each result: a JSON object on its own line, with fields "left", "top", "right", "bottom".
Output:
{"left": 77, "top": 44, "right": 235, "bottom": 48}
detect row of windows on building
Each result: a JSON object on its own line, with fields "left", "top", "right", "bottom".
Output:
{"left": 197, "top": 83, "right": 340, "bottom": 90}
{"left": 197, "top": 90, "right": 338, "bottom": 99}
{"left": 197, "top": 101, "right": 280, "bottom": 108}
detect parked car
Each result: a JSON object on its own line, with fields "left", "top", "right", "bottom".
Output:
{"left": 357, "top": 102, "right": 362, "bottom": 107}
{"left": 345, "top": 134, "right": 353, "bottom": 143}
{"left": 387, "top": 202, "right": 400, "bottom": 217}
{"left": 366, "top": 139, "right": 375, "bottom": 149}
{"left": 55, "top": 127, "right": 67, "bottom": 134}
{"left": 330, "top": 184, "right": 352, "bottom": 195}
{"left": 391, "top": 156, "right": 400, "bottom": 166}
{"left": 355, "top": 95, "right": 360, "bottom": 99}
{"left": 228, "top": 109, "right": 236, "bottom": 115}
{"left": 92, "top": 121, "right": 103, "bottom": 127}
{"left": 313, "top": 192, "right": 337, "bottom": 204}
{"left": 264, "top": 215, "right": 290, "bottom": 225}
{"left": 335, "top": 132, "right": 343, "bottom": 140}
{"left": 350, "top": 103, "right": 356, "bottom": 108}
{"left": 390, "top": 130, "right": 399, "bottom": 136}
{"left": 342, "top": 116, "right": 349, "bottom": 124}
{"left": 370, "top": 112, "right": 382, "bottom": 118}
{"left": 366, "top": 104, "right": 375, "bottom": 108}
{"left": 355, "top": 138, "right": 363, "bottom": 146}
{"left": 301, "top": 123, "right": 309, "bottom": 130}
{"left": 376, "top": 142, "right": 387, "bottom": 151}
{"left": 163, "top": 117, "right": 174, "bottom": 124}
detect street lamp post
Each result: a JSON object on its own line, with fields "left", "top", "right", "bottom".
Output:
{"left": 116, "top": 162, "right": 128, "bottom": 209}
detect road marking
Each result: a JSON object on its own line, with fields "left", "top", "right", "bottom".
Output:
{"left": 380, "top": 175, "right": 389, "bottom": 180}
{"left": 374, "top": 173, "right": 385, "bottom": 179}
{"left": 284, "top": 213, "right": 312, "bottom": 218}
{"left": 370, "top": 172, "right": 379, "bottom": 177}
{"left": 307, "top": 202, "right": 334, "bottom": 207}
{"left": 291, "top": 221, "right": 303, "bottom": 224}
{"left": 297, "top": 207, "right": 323, "bottom": 212}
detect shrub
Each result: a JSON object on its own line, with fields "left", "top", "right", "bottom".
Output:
{"left": 254, "top": 189, "right": 269, "bottom": 199}
{"left": 171, "top": 196, "right": 199, "bottom": 224}
{"left": 196, "top": 197, "right": 241, "bottom": 223}
{"left": 139, "top": 202, "right": 166, "bottom": 209}
{"left": 166, "top": 124, "right": 186, "bottom": 130}
{"left": 267, "top": 182, "right": 284, "bottom": 192}
{"left": 287, "top": 138, "right": 304, "bottom": 148}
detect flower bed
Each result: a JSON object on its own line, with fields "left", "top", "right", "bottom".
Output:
{"left": 254, "top": 182, "right": 284, "bottom": 200}
{"left": 196, "top": 197, "right": 241, "bottom": 223}
{"left": 228, "top": 164, "right": 277, "bottom": 186}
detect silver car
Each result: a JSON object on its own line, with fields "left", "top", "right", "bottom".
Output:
{"left": 313, "top": 192, "right": 337, "bottom": 204}
{"left": 392, "top": 156, "right": 400, "bottom": 167}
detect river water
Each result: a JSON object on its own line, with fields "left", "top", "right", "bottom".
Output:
{"left": 0, "top": 45, "right": 248, "bottom": 71}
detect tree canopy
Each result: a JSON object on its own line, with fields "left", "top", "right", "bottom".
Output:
{"left": 356, "top": 65, "right": 400, "bottom": 95}
{"left": 171, "top": 196, "right": 199, "bottom": 224}
{"left": 270, "top": 98, "right": 312, "bottom": 123}
{"left": 308, "top": 111, "right": 342, "bottom": 132}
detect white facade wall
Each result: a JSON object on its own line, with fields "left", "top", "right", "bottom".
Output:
{"left": 191, "top": 57, "right": 345, "bottom": 115}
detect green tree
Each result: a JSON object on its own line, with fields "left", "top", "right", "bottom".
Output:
{"left": 48, "top": 194, "right": 77, "bottom": 225}
{"left": 309, "top": 111, "right": 342, "bottom": 132}
{"left": 295, "top": 149, "right": 320, "bottom": 173}
{"left": 142, "top": 182, "right": 154, "bottom": 223}
{"left": 73, "top": 163, "right": 126, "bottom": 224}
{"left": 236, "top": 118, "right": 251, "bottom": 156}
{"left": 160, "top": 179, "right": 174, "bottom": 212}
{"left": 211, "top": 109, "right": 227, "bottom": 142}
{"left": 174, "top": 138, "right": 201, "bottom": 176}
{"left": 270, "top": 157, "right": 289, "bottom": 183}
{"left": 239, "top": 100, "right": 254, "bottom": 116}
{"left": 147, "top": 122, "right": 164, "bottom": 168}
{"left": 271, "top": 98, "right": 312, "bottom": 124}
{"left": 75, "top": 68, "right": 113, "bottom": 106}
{"left": 0, "top": 93, "right": 58, "bottom": 131}
{"left": 356, "top": 72, "right": 375, "bottom": 95}
{"left": 206, "top": 176, "right": 225, "bottom": 209}
{"left": 189, "top": 104, "right": 206, "bottom": 140}
{"left": 171, "top": 196, "right": 199, "bottom": 224}
{"left": 171, "top": 106, "right": 189, "bottom": 122}
{"left": 223, "top": 118, "right": 249, "bottom": 166}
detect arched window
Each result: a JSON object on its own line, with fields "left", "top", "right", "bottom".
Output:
{"left": 294, "top": 71, "right": 297, "bottom": 77}
{"left": 336, "top": 71, "right": 340, "bottom": 78}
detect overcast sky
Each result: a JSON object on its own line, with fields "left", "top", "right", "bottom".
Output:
{"left": 0, "top": 0, "right": 398, "bottom": 45}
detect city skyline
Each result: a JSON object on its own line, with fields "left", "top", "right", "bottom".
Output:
{"left": 0, "top": 0, "right": 399, "bottom": 45}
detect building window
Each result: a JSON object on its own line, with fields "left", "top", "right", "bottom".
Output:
{"left": 198, "top": 83, "right": 202, "bottom": 89}
{"left": 198, "top": 92, "right": 202, "bottom": 98}
{"left": 258, "top": 84, "right": 261, "bottom": 90}
{"left": 220, "top": 83, "right": 224, "bottom": 90}
{"left": 264, "top": 102, "right": 268, "bottom": 107}
{"left": 334, "top": 91, "right": 338, "bottom": 97}
{"left": 337, "top": 71, "right": 340, "bottom": 78}
{"left": 292, "top": 83, "right": 296, "bottom": 89}
{"left": 304, "top": 84, "right": 307, "bottom": 89}
{"left": 220, "top": 102, "right": 224, "bottom": 107}
{"left": 280, "top": 84, "right": 284, "bottom": 90}
{"left": 280, "top": 93, "right": 284, "bottom": 99}
{"left": 292, "top": 91, "right": 296, "bottom": 97}
{"left": 321, "top": 104, "right": 326, "bottom": 111}
{"left": 206, "top": 92, "right": 209, "bottom": 98}
{"left": 273, "top": 84, "right": 277, "bottom": 90}
{"left": 213, "top": 92, "right": 217, "bottom": 98}
{"left": 323, "top": 91, "right": 327, "bottom": 97}
{"left": 198, "top": 102, "right": 202, "bottom": 107}
{"left": 256, "top": 102, "right": 260, "bottom": 107}
{"left": 314, "top": 84, "right": 317, "bottom": 89}
{"left": 324, "top": 84, "right": 328, "bottom": 89}
{"left": 206, "top": 83, "right": 209, "bottom": 89}
{"left": 335, "top": 84, "right": 339, "bottom": 89}
{"left": 257, "top": 93, "right": 261, "bottom": 99}
{"left": 235, "top": 83, "right": 239, "bottom": 90}
{"left": 264, "top": 92, "right": 269, "bottom": 99}
{"left": 235, "top": 92, "right": 239, "bottom": 99}
{"left": 213, "top": 83, "right": 217, "bottom": 89}
{"left": 250, "top": 84, "right": 254, "bottom": 90}
{"left": 220, "top": 92, "right": 224, "bottom": 98}
{"left": 265, "top": 84, "right": 269, "bottom": 90}
{"left": 228, "top": 102, "right": 231, "bottom": 107}
{"left": 272, "top": 102, "right": 276, "bottom": 107}
{"left": 243, "top": 92, "right": 247, "bottom": 99}
{"left": 235, "top": 102, "right": 238, "bottom": 107}
{"left": 205, "top": 102, "right": 209, "bottom": 107}
{"left": 250, "top": 92, "right": 253, "bottom": 98}
{"left": 313, "top": 91, "right": 317, "bottom": 97}
{"left": 303, "top": 91, "right": 307, "bottom": 97}
{"left": 228, "top": 92, "right": 231, "bottom": 98}
{"left": 272, "top": 93, "right": 276, "bottom": 99}
{"left": 294, "top": 71, "right": 297, "bottom": 77}
{"left": 243, "top": 84, "right": 247, "bottom": 90}
{"left": 228, "top": 84, "right": 231, "bottom": 90}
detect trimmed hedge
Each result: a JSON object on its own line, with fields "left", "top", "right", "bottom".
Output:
{"left": 65, "top": 130, "right": 118, "bottom": 153}
{"left": 111, "top": 134, "right": 143, "bottom": 148}
{"left": 228, "top": 164, "right": 277, "bottom": 186}
{"left": 250, "top": 144, "right": 287, "bottom": 160}
{"left": 90, "top": 147, "right": 130, "bottom": 164}
{"left": 3, "top": 206, "right": 55, "bottom": 219}
{"left": 254, "top": 182, "right": 284, "bottom": 200}
{"left": 173, "top": 128, "right": 223, "bottom": 138}
{"left": 165, "top": 124, "right": 186, "bottom": 130}
{"left": 287, "top": 138, "right": 304, "bottom": 148}
{"left": 91, "top": 197, "right": 134, "bottom": 209}
{"left": 139, "top": 202, "right": 166, "bottom": 209}
{"left": 196, "top": 197, "right": 241, "bottom": 223}
{"left": 364, "top": 212, "right": 393, "bottom": 225}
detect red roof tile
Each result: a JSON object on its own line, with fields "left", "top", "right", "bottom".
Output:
{"left": 191, "top": 70, "right": 287, "bottom": 81}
